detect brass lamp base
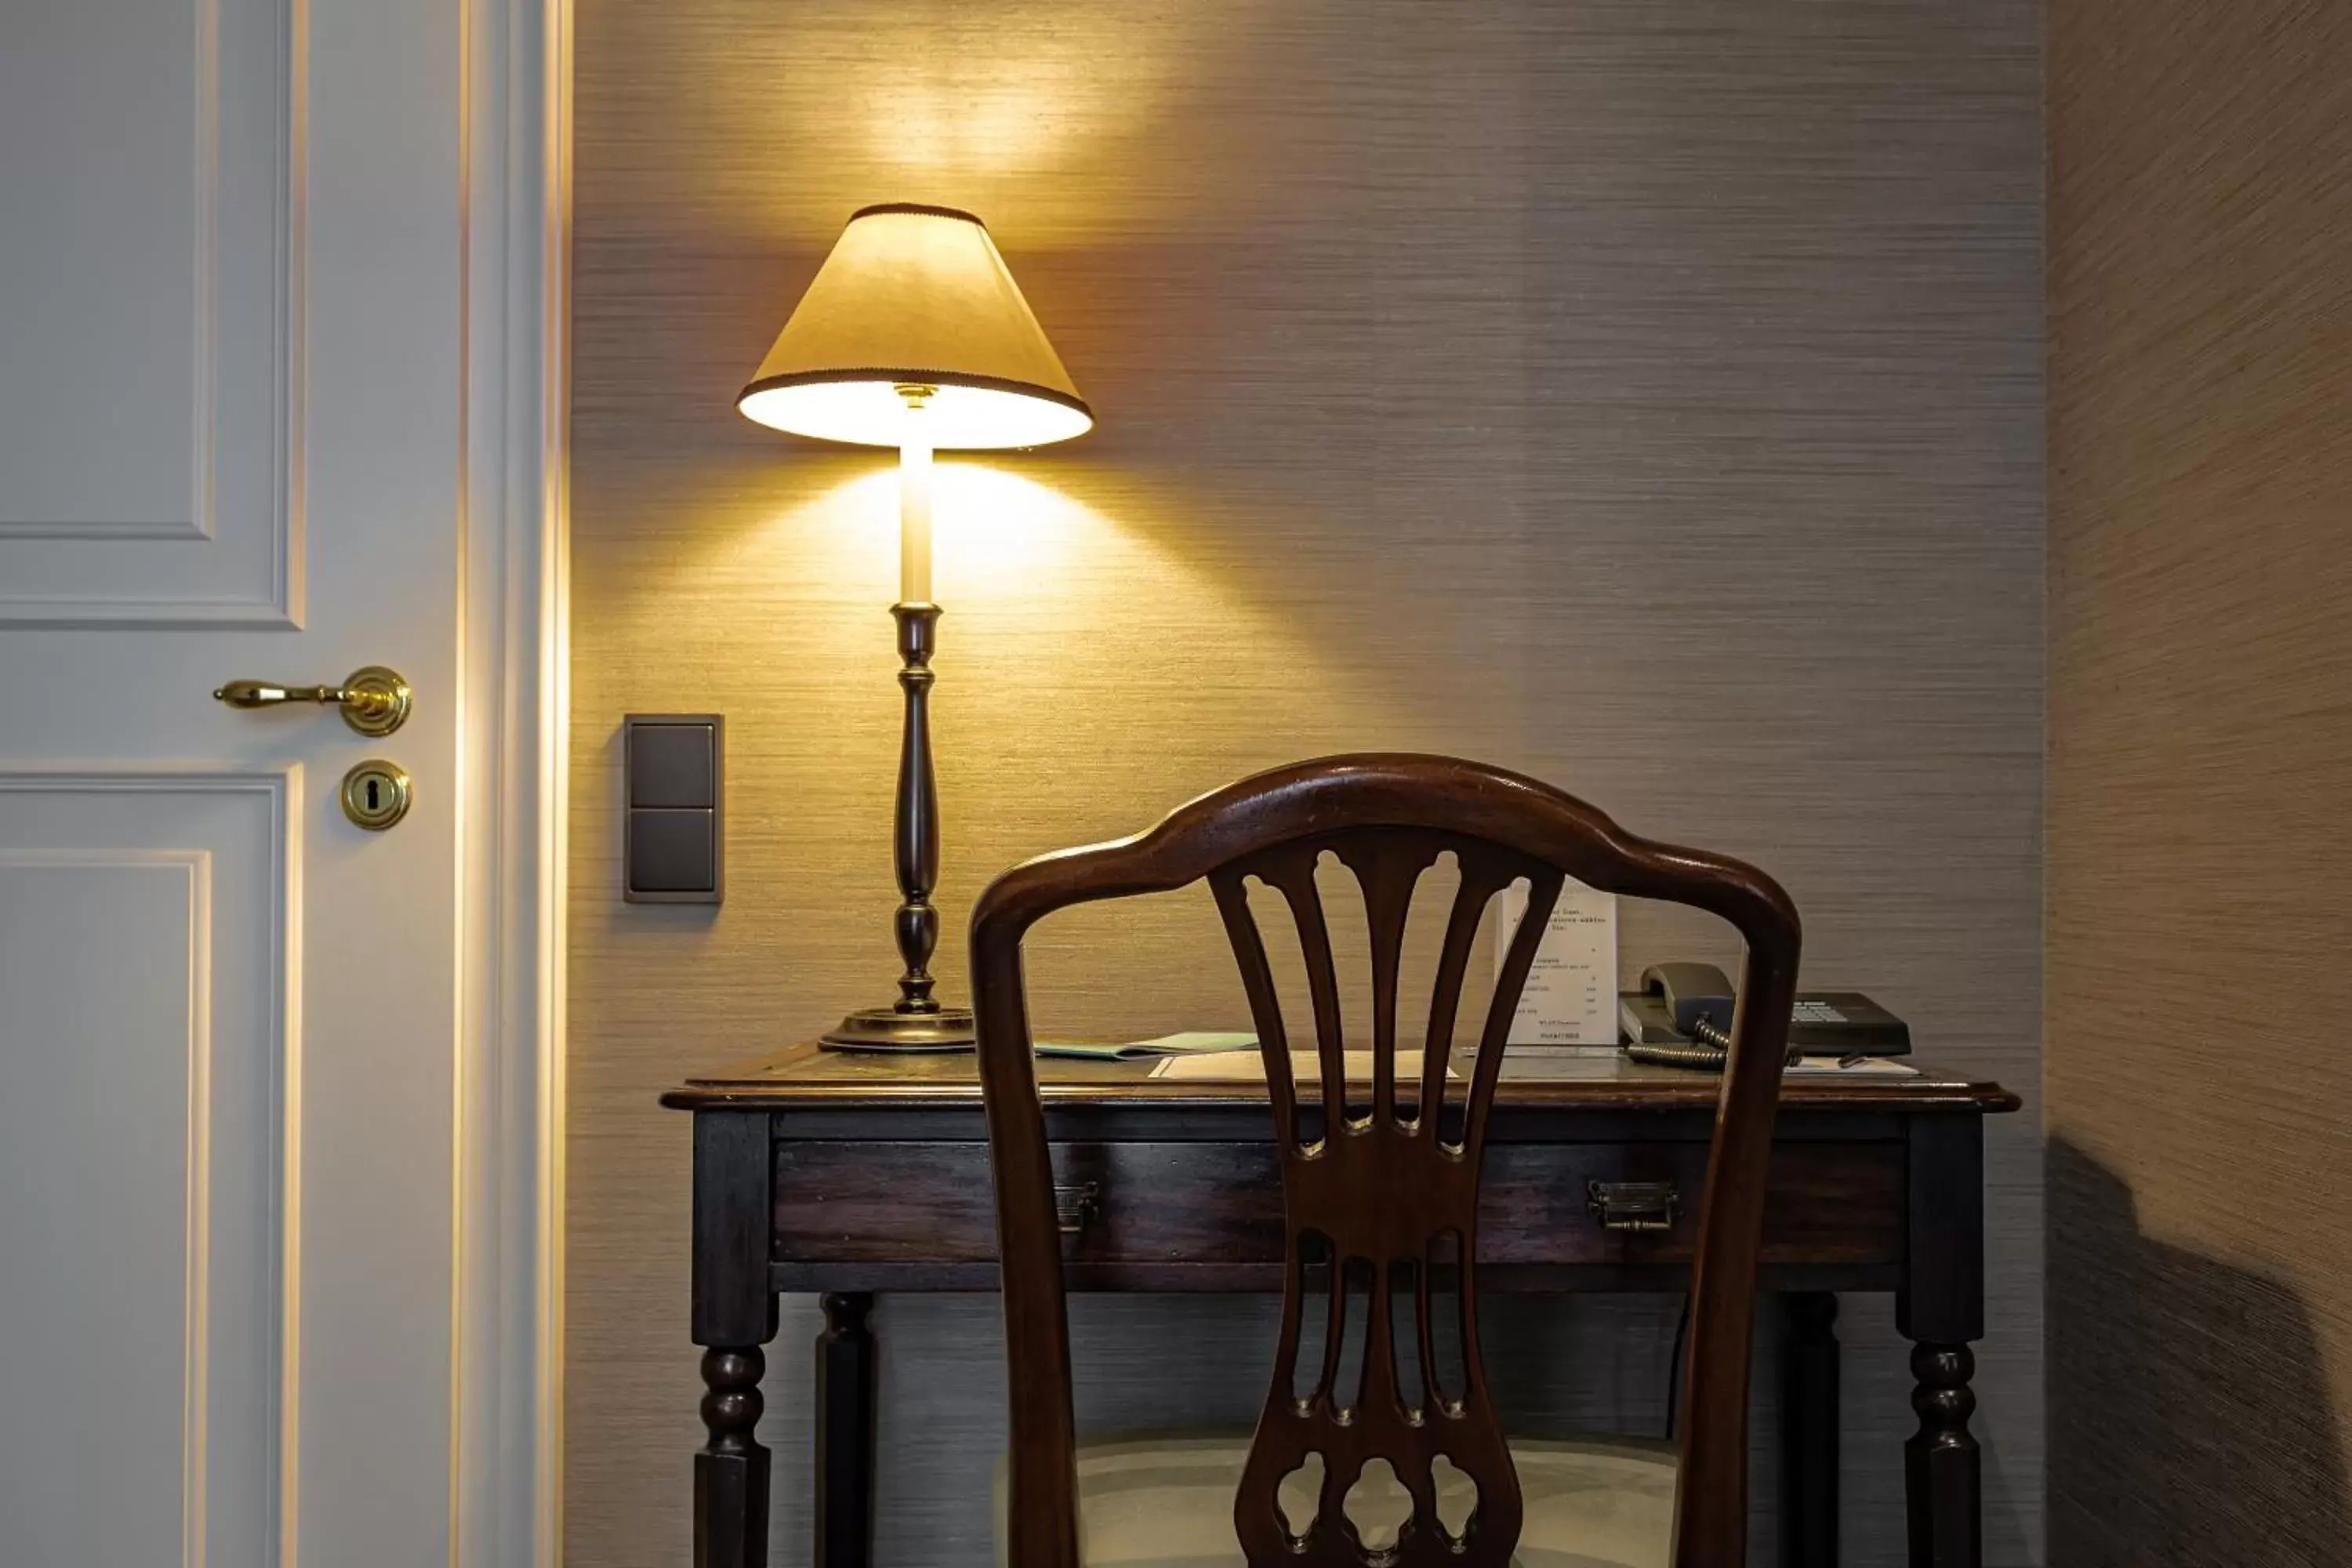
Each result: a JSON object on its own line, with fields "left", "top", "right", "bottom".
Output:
{"left": 820, "top": 1004, "right": 977, "bottom": 1053}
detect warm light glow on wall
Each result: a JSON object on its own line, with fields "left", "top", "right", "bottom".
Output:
{"left": 931, "top": 464, "right": 1100, "bottom": 598}
{"left": 648, "top": 0, "right": 1279, "bottom": 246}
{"left": 745, "top": 463, "right": 1161, "bottom": 608}
{"left": 618, "top": 463, "right": 1360, "bottom": 723}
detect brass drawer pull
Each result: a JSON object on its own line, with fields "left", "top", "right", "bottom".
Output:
{"left": 1587, "top": 1180, "right": 1680, "bottom": 1233}
{"left": 1054, "top": 1182, "right": 1101, "bottom": 1236}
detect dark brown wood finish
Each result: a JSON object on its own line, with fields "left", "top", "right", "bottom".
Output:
{"left": 771, "top": 1139, "right": 1906, "bottom": 1273}
{"left": 964, "top": 757, "right": 1803, "bottom": 1568}
{"left": 665, "top": 1046, "right": 2015, "bottom": 1568}
{"left": 1780, "top": 1293, "right": 1841, "bottom": 1566}
{"left": 883, "top": 603, "right": 945, "bottom": 1015}
{"left": 813, "top": 1294, "right": 877, "bottom": 1568}
{"left": 695, "top": 1347, "right": 769, "bottom": 1568}
{"left": 667, "top": 1038, "right": 2013, "bottom": 1115}
{"left": 1898, "top": 1114, "right": 1987, "bottom": 1568}
{"left": 691, "top": 1111, "right": 780, "bottom": 1568}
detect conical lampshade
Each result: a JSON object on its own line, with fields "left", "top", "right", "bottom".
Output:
{"left": 736, "top": 203, "right": 1093, "bottom": 450}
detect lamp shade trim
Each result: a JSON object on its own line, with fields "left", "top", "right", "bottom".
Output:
{"left": 848, "top": 200, "right": 986, "bottom": 226}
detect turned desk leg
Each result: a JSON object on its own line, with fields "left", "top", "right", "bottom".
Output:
{"left": 1900, "top": 1114, "right": 1986, "bottom": 1568}
{"left": 815, "top": 1293, "right": 879, "bottom": 1568}
{"left": 1904, "top": 1342, "right": 1980, "bottom": 1568}
{"left": 699, "top": 1347, "right": 771, "bottom": 1568}
{"left": 694, "top": 1112, "right": 782, "bottom": 1568}
{"left": 1780, "top": 1292, "right": 1840, "bottom": 1568}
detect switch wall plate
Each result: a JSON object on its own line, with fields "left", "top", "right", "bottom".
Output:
{"left": 622, "top": 714, "right": 723, "bottom": 903}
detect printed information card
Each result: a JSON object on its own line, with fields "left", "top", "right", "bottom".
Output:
{"left": 1495, "top": 877, "right": 1618, "bottom": 1044}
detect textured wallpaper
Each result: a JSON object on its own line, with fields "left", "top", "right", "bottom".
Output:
{"left": 566, "top": 1, "right": 2045, "bottom": 1561}
{"left": 2047, "top": 0, "right": 2352, "bottom": 1560}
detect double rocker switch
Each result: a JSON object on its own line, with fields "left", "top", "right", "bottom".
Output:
{"left": 624, "top": 715, "right": 722, "bottom": 903}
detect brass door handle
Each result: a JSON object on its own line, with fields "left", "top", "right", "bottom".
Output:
{"left": 213, "top": 666, "right": 411, "bottom": 737}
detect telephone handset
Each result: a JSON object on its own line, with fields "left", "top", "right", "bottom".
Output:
{"left": 1620, "top": 963, "right": 1911, "bottom": 1070}
{"left": 1623, "top": 963, "right": 1749, "bottom": 1069}
{"left": 1641, "top": 963, "right": 1737, "bottom": 1035}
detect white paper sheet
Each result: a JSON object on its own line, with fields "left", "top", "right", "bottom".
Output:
{"left": 1496, "top": 876, "right": 1617, "bottom": 1044}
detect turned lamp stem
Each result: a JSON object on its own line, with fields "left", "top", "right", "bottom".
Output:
{"left": 734, "top": 205, "right": 1095, "bottom": 1051}
{"left": 887, "top": 597, "right": 944, "bottom": 1015}
{"left": 822, "top": 387, "right": 975, "bottom": 1051}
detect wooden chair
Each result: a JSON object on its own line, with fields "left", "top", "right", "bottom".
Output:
{"left": 971, "top": 755, "right": 1802, "bottom": 1568}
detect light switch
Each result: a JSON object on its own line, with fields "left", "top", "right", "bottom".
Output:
{"left": 623, "top": 714, "right": 722, "bottom": 903}
{"left": 628, "top": 809, "right": 715, "bottom": 894}
{"left": 629, "top": 721, "right": 713, "bottom": 808}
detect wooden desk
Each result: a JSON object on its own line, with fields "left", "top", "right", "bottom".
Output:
{"left": 662, "top": 1044, "right": 2020, "bottom": 1568}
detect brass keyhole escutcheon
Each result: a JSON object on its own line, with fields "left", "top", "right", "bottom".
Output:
{"left": 340, "top": 760, "right": 412, "bottom": 831}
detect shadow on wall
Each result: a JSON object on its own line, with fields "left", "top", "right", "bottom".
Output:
{"left": 2047, "top": 1139, "right": 2351, "bottom": 1566}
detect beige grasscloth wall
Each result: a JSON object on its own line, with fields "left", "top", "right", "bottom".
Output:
{"left": 2046, "top": 0, "right": 2352, "bottom": 1559}
{"left": 566, "top": 2, "right": 2045, "bottom": 1563}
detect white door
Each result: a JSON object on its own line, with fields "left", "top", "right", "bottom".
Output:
{"left": 1, "top": 0, "right": 474, "bottom": 1562}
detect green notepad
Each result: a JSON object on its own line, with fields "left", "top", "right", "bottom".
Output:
{"left": 1033, "top": 1031, "right": 1258, "bottom": 1062}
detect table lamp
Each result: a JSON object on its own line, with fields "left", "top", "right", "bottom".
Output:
{"left": 738, "top": 203, "right": 1093, "bottom": 1051}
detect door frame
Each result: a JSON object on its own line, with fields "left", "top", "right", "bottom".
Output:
{"left": 456, "top": 0, "right": 571, "bottom": 1562}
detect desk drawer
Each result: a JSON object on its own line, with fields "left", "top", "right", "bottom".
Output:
{"left": 772, "top": 1140, "right": 1902, "bottom": 1272}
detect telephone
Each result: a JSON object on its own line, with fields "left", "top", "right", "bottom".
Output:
{"left": 1619, "top": 962, "right": 1911, "bottom": 1070}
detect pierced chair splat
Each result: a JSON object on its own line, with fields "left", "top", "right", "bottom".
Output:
{"left": 971, "top": 755, "right": 1802, "bottom": 1568}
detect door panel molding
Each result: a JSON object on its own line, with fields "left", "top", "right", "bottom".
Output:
{"left": 0, "top": 848, "right": 211, "bottom": 1564}
{"left": 0, "top": 0, "right": 303, "bottom": 626}
{"left": 0, "top": 768, "right": 298, "bottom": 1568}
